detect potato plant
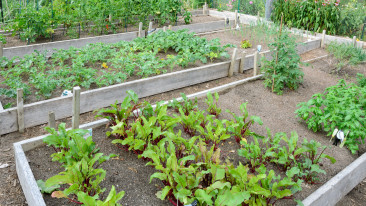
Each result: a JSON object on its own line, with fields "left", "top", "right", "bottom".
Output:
{"left": 0, "top": 30, "right": 233, "bottom": 105}
{"left": 98, "top": 90, "right": 335, "bottom": 205}
{"left": 296, "top": 79, "right": 366, "bottom": 154}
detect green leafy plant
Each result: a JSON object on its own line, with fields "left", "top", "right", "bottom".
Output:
{"left": 183, "top": 10, "right": 192, "bottom": 24}
{"left": 326, "top": 41, "right": 366, "bottom": 72}
{"left": 240, "top": 39, "right": 252, "bottom": 49}
{"left": 226, "top": 102, "right": 263, "bottom": 144}
{"left": 296, "top": 79, "right": 366, "bottom": 154}
{"left": 205, "top": 92, "right": 221, "bottom": 117}
{"left": 261, "top": 29, "right": 304, "bottom": 95}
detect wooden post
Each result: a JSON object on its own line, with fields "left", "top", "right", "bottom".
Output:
{"left": 203, "top": 2, "right": 208, "bottom": 15}
{"left": 72, "top": 86, "right": 81, "bottom": 129}
{"left": 168, "top": 25, "right": 172, "bottom": 30}
{"left": 109, "top": 14, "right": 112, "bottom": 23}
{"left": 321, "top": 30, "right": 326, "bottom": 48}
{"left": 138, "top": 22, "right": 143, "bottom": 37}
{"left": 235, "top": 10, "right": 238, "bottom": 26}
{"left": 239, "top": 51, "right": 246, "bottom": 73}
{"left": 148, "top": 21, "right": 153, "bottom": 31}
{"left": 0, "top": 42, "right": 3, "bottom": 57}
{"left": 352, "top": 36, "right": 357, "bottom": 47}
{"left": 253, "top": 51, "right": 259, "bottom": 76}
{"left": 17, "top": 88, "right": 24, "bottom": 133}
{"left": 0, "top": 101, "right": 3, "bottom": 111}
{"left": 229, "top": 48, "right": 237, "bottom": 77}
{"left": 48, "top": 111, "right": 56, "bottom": 129}
{"left": 163, "top": 26, "right": 167, "bottom": 32}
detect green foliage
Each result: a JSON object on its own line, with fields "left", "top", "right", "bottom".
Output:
{"left": 296, "top": 79, "right": 366, "bottom": 154}
{"left": 272, "top": 0, "right": 341, "bottom": 35}
{"left": 0, "top": 30, "right": 232, "bottom": 103}
{"left": 0, "top": 34, "right": 7, "bottom": 45}
{"left": 183, "top": 10, "right": 192, "bottom": 24}
{"left": 226, "top": 102, "right": 263, "bottom": 144}
{"left": 261, "top": 31, "right": 304, "bottom": 95}
{"left": 357, "top": 73, "right": 366, "bottom": 87}
{"left": 40, "top": 123, "right": 122, "bottom": 204}
{"left": 6, "top": 6, "right": 57, "bottom": 43}
{"left": 326, "top": 41, "right": 366, "bottom": 72}
{"left": 77, "top": 186, "right": 125, "bottom": 206}
{"left": 239, "top": 129, "right": 336, "bottom": 184}
{"left": 100, "top": 90, "right": 326, "bottom": 205}
{"left": 240, "top": 39, "right": 252, "bottom": 49}
{"left": 272, "top": 0, "right": 366, "bottom": 38}
{"left": 205, "top": 92, "right": 221, "bottom": 117}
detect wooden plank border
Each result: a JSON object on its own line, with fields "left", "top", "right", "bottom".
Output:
{"left": 2, "top": 20, "right": 230, "bottom": 59}
{"left": 0, "top": 38, "right": 321, "bottom": 136}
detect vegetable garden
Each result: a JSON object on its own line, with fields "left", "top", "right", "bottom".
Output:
{"left": 1, "top": 5, "right": 366, "bottom": 206}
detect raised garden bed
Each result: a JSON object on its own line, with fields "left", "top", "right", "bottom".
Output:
{"left": 3, "top": 15, "right": 223, "bottom": 48}
{"left": 14, "top": 62, "right": 365, "bottom": 205}
{"left": 0, "top": 22, "right": 319, "bottom": 135}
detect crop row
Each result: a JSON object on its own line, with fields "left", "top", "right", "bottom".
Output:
{"left": 3, "top": 0, "right": 192, "bottom": 42}
{"left": 38, "top": 90, "right": 336, "bottom": 205}
{"left": 0, "top": 30, "right": 233, "bottom": 108}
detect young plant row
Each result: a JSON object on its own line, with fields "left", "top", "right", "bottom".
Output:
{"left": 0, "top": 30, "right": 233, "bottom": 107}
{"left": 37, "top": 123, "right": 125, "bottom": 205}
{"left": 96, "top": 90, "right": 335, "bottom": 205}
{"left": 296, "top": 78, "right": 366, "bottom": 154}
{"left": 4, "top": 0, "right": 191, "bottom": 42}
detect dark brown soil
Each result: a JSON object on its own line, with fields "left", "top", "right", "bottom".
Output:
{"left": 3, "top": 15, "right": 223, "bottom": 48}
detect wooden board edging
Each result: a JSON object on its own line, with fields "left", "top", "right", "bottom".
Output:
{"left": 0, "top": 38, "right": 320, "bottom": 135}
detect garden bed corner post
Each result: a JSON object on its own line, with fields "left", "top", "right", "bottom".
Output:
{"left": 253, "top": 51, "right": 259, "bottom": 76}
{"left": 138, "top": 22, "right": 143, "bottom": 37}
{"left": 352, "top": 36, "right": 357, "bottom": 47}
{"left": 72, "top": 86, "right": 81, "bottom": 129}
{"left": 48, "top": 111, "right": 56, "bottom": 129}
{"left": 17, "top": 88, "right": 24, "bottom": 133}
{"left": 321, "top": 30, "right": 326, "bottom": 48}
{"left": 229, "top": 48, "right": 238, "bottom": 77}
{"left": 148, "top": 21, "right": 153, "bottom": 31}
{"left": 0, "top": 42, "right": 3, "bottom": 57}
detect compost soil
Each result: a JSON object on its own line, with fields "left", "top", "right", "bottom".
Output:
{"left": 1, "top": 49, "right": 366, "bottom": 205}
{"left": 4, "top": 15, "right": 223, "bottom": 48}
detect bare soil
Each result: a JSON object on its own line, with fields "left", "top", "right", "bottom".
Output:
{"left": 3, "top": 15, "right": 224, "bottom": 48}
{"left": 1, "top": 48, "right": 366, "bottom": 205}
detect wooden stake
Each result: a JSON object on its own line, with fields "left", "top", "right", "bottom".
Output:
{"left": 138, "top": 22, "right": 143, "bottom": 37}
{"left": 163, "top": 26, "right": 167, "bottom": 32}
{"left": 352, "top": 36, "right": 357, "bottom": 47}
{"left": 0, "top": 101, "right": 3, "bottom": 111}
{"left": 235, "top": 10, "right": 238, "bottom": 26}
{"left": 253, "top": 51, "right": 259, "bottom": 76}
{"left": 109, "top": 14, "right": 112, "bottom": 23}
{"left": 272, "top": 14, "right": 283, "bottom": 92}
{"left": 0, "top": 42, "right": 3, "bottom": 57}
{"left": 72, "top": 86, "right": 81, "bottom": 129}
{"left": 229, "top": 48, "right": 238, "bottom": 77}
{"left": 321, "top": 30, "right": 326, "bottom": 48}
{"left": 168, "top": 25, "right": 172, "bottom": 30}
{"left": 148, "top": 21, "right": 153, "bottom": 31}
{"left": 48, "top": 111, "right": 56, "bottom": 129}
{"left": 239, "top": 51, "right": 246, "bottom": 73}
{"left": 17, "top": 88, "right": 24, "bottom": 133}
